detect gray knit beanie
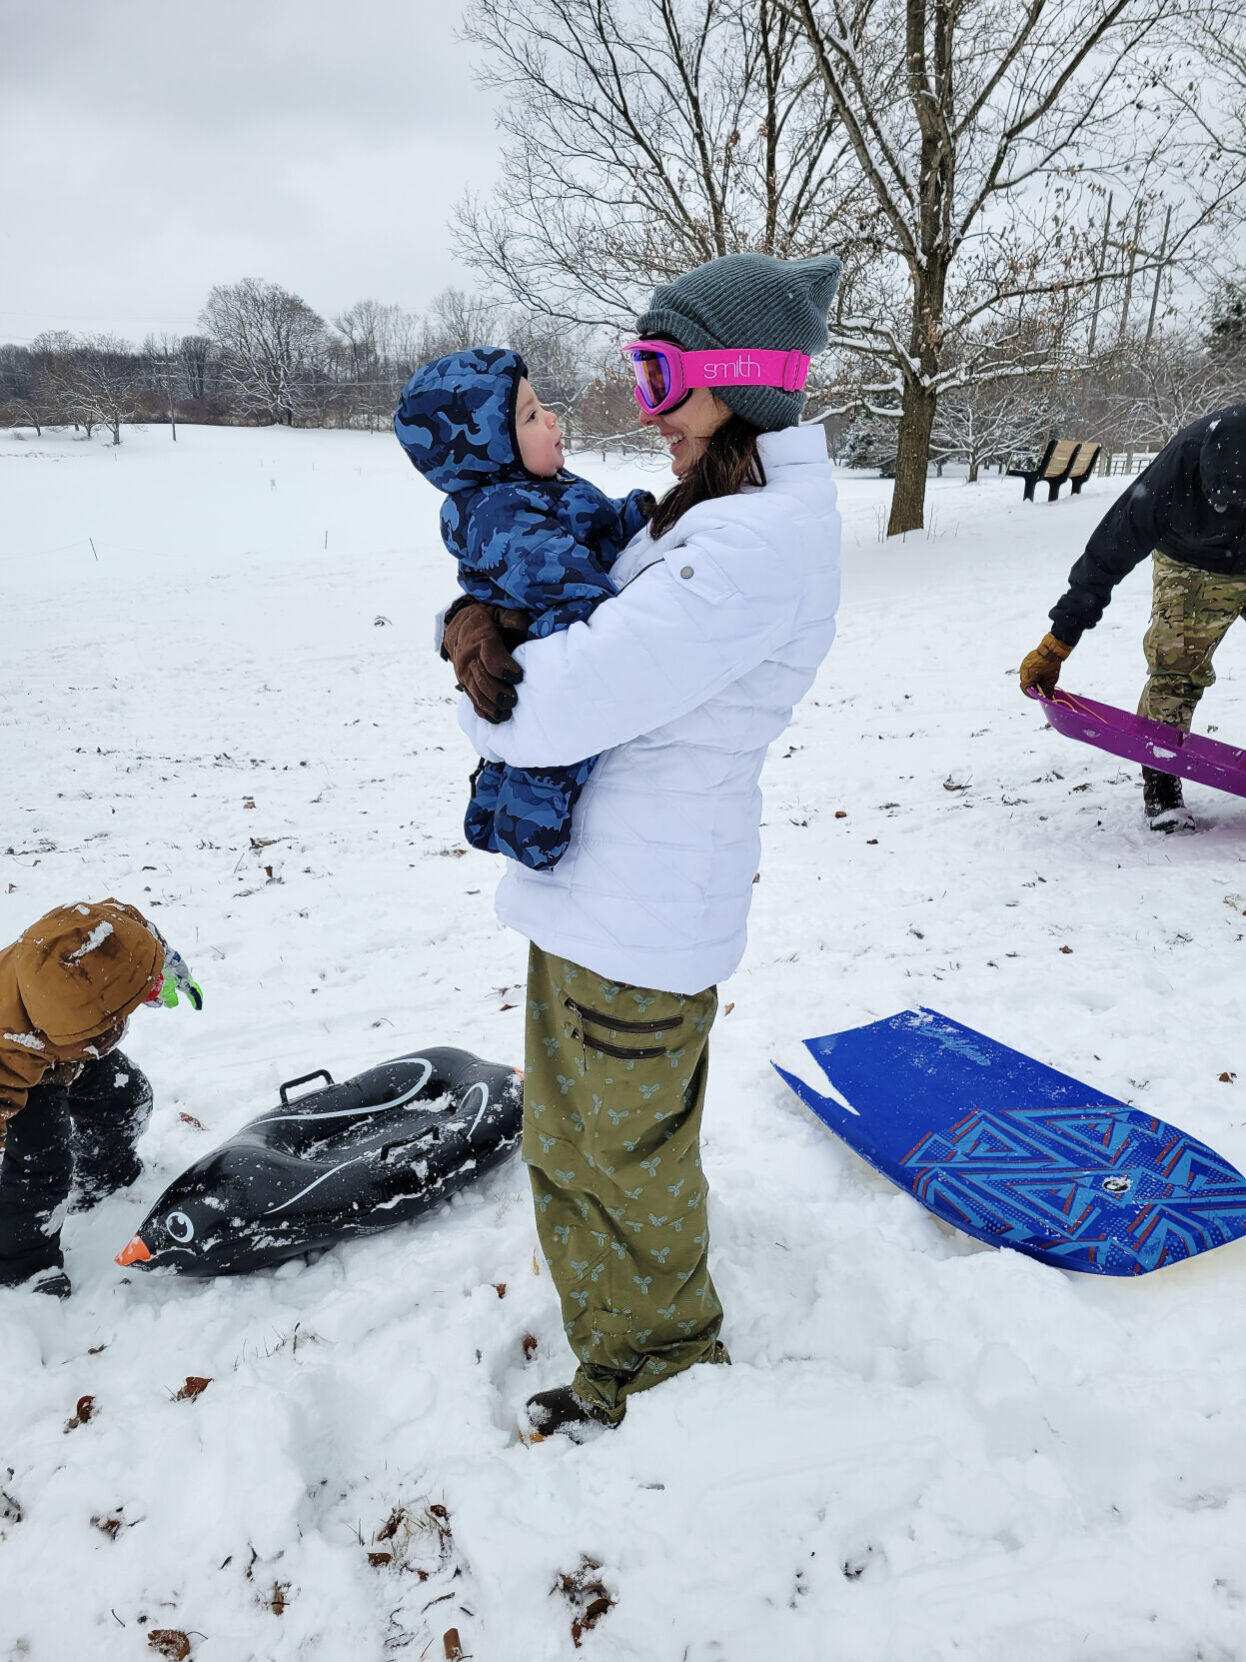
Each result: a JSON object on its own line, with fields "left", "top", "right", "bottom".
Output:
{"left": 635, "top": 251, "right": 842, "bottom": 432}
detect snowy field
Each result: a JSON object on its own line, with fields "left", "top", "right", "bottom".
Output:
{"left": 2, "top": 422, "right": 1245, "bottom": 1662}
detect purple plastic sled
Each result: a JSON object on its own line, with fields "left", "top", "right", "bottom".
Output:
{"left": 1030, "top": 688, "right": 1246, "bottom": 798}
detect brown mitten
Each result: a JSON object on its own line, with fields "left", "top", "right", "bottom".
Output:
{"left": 441, "top": 599, "right": 531, "bottom": 723}
{"left": 1019, "top": 632, "right": 1073, "bottom": 698}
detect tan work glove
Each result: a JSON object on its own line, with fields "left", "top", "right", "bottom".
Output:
{"left": 441, "top": 598, "right": 531, "bottom": 724}
{"left": 1019, "top": 632, "right": 1073, "bottom": 698}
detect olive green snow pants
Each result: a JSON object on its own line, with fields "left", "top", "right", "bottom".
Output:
{"left": 1139, "top": 551, "right": 1246, "bottom": 731}
{"left": 523, "top": 944, "right": 724, "bottom": 1424}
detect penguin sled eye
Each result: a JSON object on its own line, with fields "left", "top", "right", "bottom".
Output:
{"left": 165, "top": 1210, "right": 195, "bottom": 1243}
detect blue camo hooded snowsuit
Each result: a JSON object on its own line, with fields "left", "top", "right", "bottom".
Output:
{"left": 394, "top": 348, "right": 654, "bottom": 869}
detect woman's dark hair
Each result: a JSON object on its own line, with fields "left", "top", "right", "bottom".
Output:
{"left": 647, "top": 414, "right": 766, "bottom": 540}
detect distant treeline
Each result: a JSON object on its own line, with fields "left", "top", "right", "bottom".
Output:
{"left": 0, "top": 278, "right": 644, "bottom": 446}
{"left": 3, "top": 277, "right": 1245, "bottom": 477}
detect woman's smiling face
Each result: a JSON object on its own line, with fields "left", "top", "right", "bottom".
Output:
{"left": 638, "top": 385, "right": 733, "bottom": 477}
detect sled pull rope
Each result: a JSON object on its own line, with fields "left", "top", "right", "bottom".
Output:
{"left": 1027, "top": 686, "right": 1085, "bottom": 714}
{"left": 279, "top": 1068, "right": 335, "bottom": 1104}
{"left": 1050, "top": 689, "right": 1102, "bottom": 719}
{"left": 1037, "top": 686, "right": 1194, "bottom": 747}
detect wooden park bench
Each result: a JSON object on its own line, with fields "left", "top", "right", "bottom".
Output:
{"left": 1007, "top": 439, "right": 1102, "bottom": 502}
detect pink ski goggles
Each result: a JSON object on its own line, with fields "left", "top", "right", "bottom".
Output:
{"left": 621, "top": 339, "right": 810, "bottom": 415}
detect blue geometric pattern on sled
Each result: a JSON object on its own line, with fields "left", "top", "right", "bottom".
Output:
{"left": 117, "top": 1048, "right": 523, "bottom": 1276}
{"left": 395, "top": 347, "right": 653, "bottom": 871}
{"left": 773, "top": 1007, "right": 1246, "bottom": 1276}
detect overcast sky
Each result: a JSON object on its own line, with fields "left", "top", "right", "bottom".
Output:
{"left": 1, "top": 0, "right": 500, "bottom": 345}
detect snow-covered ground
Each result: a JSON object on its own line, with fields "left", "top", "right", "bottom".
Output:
{"left": 2, "top": 422, "right": 1245, "bottom": 1662}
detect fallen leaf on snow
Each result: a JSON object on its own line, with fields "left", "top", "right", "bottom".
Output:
{"left": 65, "top": 1394, "right": 95, "bottom": 1432}
{"left": 147, "top": 1633, "right": 191, "bottom": 1660}
{"left": 554, "top": 1556, "right": 614, "bottom": 1649}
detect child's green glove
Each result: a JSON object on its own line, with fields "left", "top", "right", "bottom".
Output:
{"left": 153, "top": 948, "right": 204, "bottom": 1011}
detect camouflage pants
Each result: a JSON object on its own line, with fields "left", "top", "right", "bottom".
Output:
{"left": 1139, "top": 551, "right": 1246, "bottom": 730}
{"left": 523, "top": 944, "right": 724, "bottom": 1424}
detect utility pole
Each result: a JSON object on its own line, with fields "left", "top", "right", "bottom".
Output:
{"left": 1118, "top": 201, "right": 1144, "bottom": 343}
{"left": 1087, "top": 193, "right": 1113, "bottom": 356}
{"left": 1145, "top": 204, "right": 1173, "bottom": 345}
{"left": 162, "top": 357, "right": 177, "bottom": 441}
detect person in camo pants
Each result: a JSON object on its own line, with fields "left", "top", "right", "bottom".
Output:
{"left": 435, "top": 251, "right": 844, "bottom": 1440}
{"left": 1141, "top": 554, "right": 1246, "bottom": 734}
{"left": 1020, "top": 404, "right": 1246, "bottom": 832}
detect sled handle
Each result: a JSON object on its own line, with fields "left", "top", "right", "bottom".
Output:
{"left": 279, "top": 1068, "right": 335, "bottom": 1103}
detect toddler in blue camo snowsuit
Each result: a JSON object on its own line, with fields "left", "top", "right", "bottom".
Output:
{"left": 394, "top": 348, "right": 653, "bottom": 869}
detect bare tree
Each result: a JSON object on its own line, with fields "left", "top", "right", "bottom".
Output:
{"left": 178, "top": 334, "right": 214, "bottom": 404}
{"left": 25, "top": 332, "right": 137, "bottom": 441}
{"left": 200, "top": 279, "right": 329, "bottom": 425}
{"left": 1167, "top": 0, "right": 1246, "bottom": 165}
{"left": 457, "top": 0, "right": 864, "bottom": 324}
{"left": 573, "top": 364, "right": 656, "bottom": 448}
{"left": 23, "top": 331, "right": 80, "bottom": 431}
{"left": 64, "top": 335, "right": 141, "bottom": 444}
{"left": 0, "top": 345, "right": 49, "bottom": 433}
{"left": 1062, "top": 325, "right": 1244, "bottom": 461}
{"left": 141, "top": 332, "right": 185, "bottom": 439}
{"left": 415, "top": 287, "right": 501, "bottom": 359}
{"left": 791, "top": 0, "right": 1238, "bottom": 533}
{"left": 930, "top": 373, "right": 1053, "bottom": 481}
{"left": 332, "top": 299, "right": 425, "bottom": 428}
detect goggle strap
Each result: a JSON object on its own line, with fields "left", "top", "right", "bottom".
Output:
{"left": 622, "top": 341, "right": 810, "bottom": 402}
{"left": 676, "top": 348, "right": 810, "bottom": 393}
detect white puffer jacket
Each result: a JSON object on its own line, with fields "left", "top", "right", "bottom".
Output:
{"left": 458, "top": 423, "right": 841, "bottom": 993}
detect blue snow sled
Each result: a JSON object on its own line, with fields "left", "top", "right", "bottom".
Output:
{"left": 774, "top": 1008, "right": 1246, "bottom": 1275}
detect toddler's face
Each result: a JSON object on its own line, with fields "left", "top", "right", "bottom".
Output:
{"left": 515, "top": 378, "right": 565, "bottom": 477}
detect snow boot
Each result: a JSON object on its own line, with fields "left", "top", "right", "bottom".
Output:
{"left": 519, "top": 1386, "right": 616, "bottom": 1446}
{"left": 0, "top": 1239, "right": 70, "bottom": 1297}
{"left": 1142, "top": 767, "right": 1195, "bottom": 834}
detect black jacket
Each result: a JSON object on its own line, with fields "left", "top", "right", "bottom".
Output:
{"left": 1050, "top": 404, "right": 1246, "bottom": 646}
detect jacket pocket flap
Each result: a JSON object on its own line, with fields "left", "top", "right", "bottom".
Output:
{"left": 662, "top": 548, "right": 740, "bottom": 606}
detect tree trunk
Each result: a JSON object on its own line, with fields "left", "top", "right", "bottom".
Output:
{"left": 887, "top": 379, "right": 937, "bottom": 535}
{"left": 968, "top": 458, "right": 980, "bottom": 483}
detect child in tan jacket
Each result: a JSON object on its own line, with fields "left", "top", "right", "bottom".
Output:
{"left": 0, "top": 898, "right": 199, "bottom": 1295}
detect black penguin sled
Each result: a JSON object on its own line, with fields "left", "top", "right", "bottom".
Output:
{"left": 116, "top": 1047, "right": 523, "bottom": 1276}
